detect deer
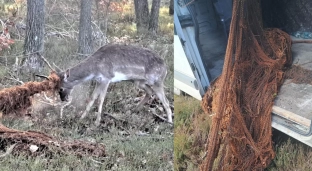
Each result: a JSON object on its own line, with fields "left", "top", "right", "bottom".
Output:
{"left": 48, "top": 44, "right": 172, "bottom": 126}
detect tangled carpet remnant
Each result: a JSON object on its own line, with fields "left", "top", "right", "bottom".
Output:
{"left": 0, "top": 124, "right": 106, "bottom": 157}
{"left": 0, "top": 72, "right": 106, "bottom": 157}
{"left": 201, "top": 0, "right": 292, "bottom": 170}
{"left": 0, "top": 72, "right": 60, "bottom": 115}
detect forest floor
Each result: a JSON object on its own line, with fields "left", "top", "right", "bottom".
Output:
{"left": 0, "top": 0, "right": 174, "bottom": 170}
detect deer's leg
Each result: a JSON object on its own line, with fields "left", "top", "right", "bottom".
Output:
{"left": 135, "top": 81, "right": 154, "bottom": 110}
{"left": 152, "top": 84, "right": 173, "bottom": 123}
{"left": 94, "top": 82, "right": 110, "bottom": 126}
{"left": 80, "top": 83, "right": 102, "bottom": 120}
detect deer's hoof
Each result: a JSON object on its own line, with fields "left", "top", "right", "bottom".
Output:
{"left": 95, "top": 120, "right": 101, "bottom": 127}
{"left": 168, "top": 118, "right": 173, "bottom": 124}
{"left": 80, "top": 113, "right": 87, "bottom": 120}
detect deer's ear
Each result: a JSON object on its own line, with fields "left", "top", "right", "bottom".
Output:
{"left": 63, "top": 69, "right": 70, "bottom": 82}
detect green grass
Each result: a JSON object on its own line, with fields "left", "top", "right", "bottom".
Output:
{"left": 0, "top": 138, "right": 172, "bottom": 171}
{"left": 266, "top": 132, "right": 312, "bottom": 171}
{"left": 1, "top": 116, "right": 173, "bottom": 171}
{"left": 174, "top": 94, "right": 312, "bottom": 171}
{"left": 1, "top": 89, "right": 174, "bottom": 170}
{"left": 174, "top": 95, "right": 211, "bottom": 171}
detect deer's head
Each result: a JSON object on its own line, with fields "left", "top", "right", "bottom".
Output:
{"left": 56, "top": 69, "right": 73, "bottom": 102}
{"left": 35, "top": 54, "right": 73, "bottom": 102}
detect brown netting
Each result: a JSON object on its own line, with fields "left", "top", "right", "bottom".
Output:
{"left": 0, "top": 124, "right": 106, "bottom": 157}
{"left": 0, "top": 71, "right": 60, "bottom": 115}
{"left": 201, "top": 0, "right": 292, "bottom": 170}
{"left": 0, "top": 72, "right": 106, "bottom": 157}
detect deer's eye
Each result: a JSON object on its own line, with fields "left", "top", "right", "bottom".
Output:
{"left": 60, "top": 88, "right": 64, "bottom": 92}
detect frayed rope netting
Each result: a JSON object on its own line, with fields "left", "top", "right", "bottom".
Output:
{"left": 0, "top": 72, "right": 106, "bottom": 157}
{"left": 201, "top": 0, "right": 292, "bottom": 170}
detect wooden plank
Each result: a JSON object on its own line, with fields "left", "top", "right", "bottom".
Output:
{"left": 272, "top": 106, "right": 311, "bottom": 127}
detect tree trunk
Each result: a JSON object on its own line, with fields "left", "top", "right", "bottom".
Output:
{"left": 148, "top": 0, "right": 161, "bottom": 35}
{"left": 23, "top": 0, "right": 45, "bottom": 81}
{"left": 95, "top": 0, "right": 110, "bottom": 46}
{"left": 134, "top": 0, "right": 149, "bottom": 34}
{"left": 169, "top": 0, "right": 174, "bottom": 15}
{"left": 78, "top": 0, "right": 93, "bottom": 57}
{"left": 102, "top": 1, "right": 110, "bottom": 44}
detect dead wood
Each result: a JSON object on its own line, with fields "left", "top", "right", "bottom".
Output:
{"left": 0, "top": 124, "right": 106, "bottom": 157}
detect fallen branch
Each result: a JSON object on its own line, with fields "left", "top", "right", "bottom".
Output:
{"left": 0, "top": 143, "right": 16, "bottom": 158}
{"left": 0, "top": 124, "right": 106, "bottom": 157}
{"left": 103, "top": 112, "right": 125, "bottom": 122}
{"left": 4, "top": 76, "right": 24, "bottom": 85}
{"left": 37, "top": 54, "right": 54, "bottom": 71}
